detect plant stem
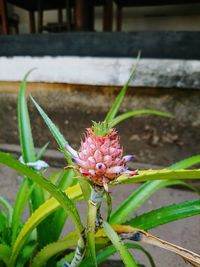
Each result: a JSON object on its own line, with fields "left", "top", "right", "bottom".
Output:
{"left": 70, "top": 237, "right": 86, "bottom": 267}
{"left": 63, "top": 184, "right": 104, "bottom": 267}
{"left": 90, "top": 184, "right": 104, "bottom": 227}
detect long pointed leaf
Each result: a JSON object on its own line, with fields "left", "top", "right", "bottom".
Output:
{"left": 80, "top": 243, "right": 155, "bottom": 267}
{"left": 35, "top": 142, "right": 49, "bottom": 161}
{"left": 0, "top": 152, "right": 84, "bottom": 267}
{"left": 110, "top": 152, "right": 200, "bottom": 224}
{"left": 102, "top": 222, "right": 138, "bottom": 267}
{"left": 0, "top": 196, "right": 13, "bottom": 226}
{"left": 127, "top": 198, "right": 200, "bottom": 230}
{"left": 105, "top": 52, "right": 141, "bottom": 123}
{"left": 18, "top": 71, "right": 49, "bottom": 247}
{"left": 98, "top": 225, "right": 200, "bottom": 267}
{"left": 109, "top": 179, "right": 188, "bottom": 224}
{"left": 31, "top": 233, "right": 78, "bottom": 267}
{"left": 115, "top": 169, "right": 200, "bottom": 184}
{"left": 30, "top": 96, "right": 69, "bottom": 160}
{"left": 168, "top": 155, "right": 200, "bottom": 170}
{"left": 7, "top": 183, "right": 82, "bottom": 267}
{"left": 11, "top": 179, "right": 33, "bottom": 244}
{"left": 110, "top": 109, "right": 173, "bottom": 127}
{"left": 46, "top": 170, "right": 74, "bottom": 243}
{"left": 18, "top": 70, "right": 35, "bottom": 163}
{"left": 16, "top": 241, "right": 37, "bottom": 267}
{"left": 0, "top": 244, "right": 11, "bottom": 265}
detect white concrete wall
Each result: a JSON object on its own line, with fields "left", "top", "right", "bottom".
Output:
{"left": 0, "top": 56, "right": 199, "bottom": 89}
{"left": 8, "top": 3, "right": 200, "bottom": 34}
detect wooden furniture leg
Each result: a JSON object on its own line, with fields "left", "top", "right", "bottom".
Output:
{"left": 116, "top": 5, "right": 122, "bottom": 31}
{"left": 29, "top": 11, "right": 35, "bottom": 33}
{"left": 66, "top": 0, "right": 71, "bottom": 31}
{"left": 38, "top": 0, "right": 43, "bottom": 33}
{"left": 103, "top": 0, "right": 113, "bottom": 31}
{"left": 0, "top": 0, "right": 8, "bottom": 34}
{"left": 74, "top": 0, "right": 93, "bottom": 31}
{"left": 58, "top": 8, "right": 63, "bottom": 24}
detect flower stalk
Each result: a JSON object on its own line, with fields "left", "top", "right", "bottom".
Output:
{"left": 90, "top": 184, "right": 104, "bottom": 227}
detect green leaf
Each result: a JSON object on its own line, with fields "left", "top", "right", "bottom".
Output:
{"left": 30, "top": 96, "right": 70, "bottom": 161}
{"left": 102, "top": 222, "right": 138, "bottom": 267}
{"left": 31, "top": 233, "right": 79, "bottom": 267}
{"left": 115, "top": 169, "right": 200, "bottom": 184}
{"left": 0, "top": 208, "right": 12, "bottom": 245}
{"left": 57, "top": 251, "right": 75, "bottom": 267}
{"left": 31, "top": 184, "right": 50, "bottom": 248}
{"left": 0, "top": 209, "right": 7, "bottom": 234}
{"left": 127, "top": 198, "right": 200, "bottom": 230}
{"left": 8, "top": 183, "right": 82, "bottom": 267}
{"left": 105, "top": 191, "right": 112, "bottom": 221}
{"left": 109, "top": 109, "right": 173, "bottom": 128}
{"left": 0, "top": 196, "right": 13, "bottom": 226}
{"left": 58, "top": 169, "right": 74, "bottom": 189}
{"left": 44, "top": 171, "right": 63, "bottom": 199}
{"left": 0, "top": 244, "right": 11, "bottom": 265}
{"left": 44, "top": 170, "right": 75, "bottom": 244}
{"left": 168, "top": 155, "right": 200, "bottom": 170}
{"left": 86, "top": 201, "right": 97, "bottom": 267}
{"left": 18, "top": 70, "right": 48, "bottom": 247}
{"left": 105, "top": 52, "right": 141, "bottom": 123}
{"left": 18, "top": 70, "right": 36, "bottom": 163}
{"left": 16, "top": 241, "right": 37, "bottom": 267}
{"left": 11, "top": 179, "right": 33, "bottom": 244}
{"left": 48, "top": 207, "right": 68, "bottom": 243}
{"left": 109, "top": 179, "right": 187, "bottom": 224}
{"left": 0, "top": 152, "right": 84, "bottom": 267}
{"left": 78, "top": 178, "right": 91, "bottom": 200}
{"left": 111, "top": 152, "right": 200, "bottom": 225}
{"left": 80, "top": 243, "right": 155, "bottom": 267}
{"left": 36, "top": 142, "right": 49, "bottom": 161}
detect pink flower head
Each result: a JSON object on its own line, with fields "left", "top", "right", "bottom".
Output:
{"left": 65, "top": 127, "right": 137, "bottom": 191}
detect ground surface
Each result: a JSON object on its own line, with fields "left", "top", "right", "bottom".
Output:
{"left": 0, "top": 164, "right": 199, "bottom": 267}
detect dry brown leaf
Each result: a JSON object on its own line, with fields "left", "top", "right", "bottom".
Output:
{"left": 97, "top": 225, "right": 200, "bottom": 267}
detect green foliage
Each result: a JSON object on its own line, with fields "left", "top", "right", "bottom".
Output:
{"left": 31, "top": 233, "right": 78, "bottom": 267}
{"left": 0, "top": 196, "right": 13, "bottom": 227}
{"left": 30, "top": 96, "right": 69, "bottom": 161}
{"left": 17, "top": 71, "right": 50, "bottom": 248}
{"left": 127, "top": 199, "right": 200, "bottom": 230}
{"left": 116, "top": 169, "right": 200, "bottom": 184}
{"left": 105, "top": 51, "right": 141, "bottom": 124}
{"left": 80, "top": 242, "right": 155, "bottom": 267}
{"left": 168, "top": 154, "right": 200, "bottom": 170}
{"left": 0, "top": 152, "right": 84, "bottom": 267}
{"left": 109, "top": 179, "right": 189, "bottom": 224}
{"left": 109, "top": 109, "right": 173, "bottom": 127}
{"left": 0, "top": 244, "right": 11, "bottom": 265}
{"left": 18, "top": 69, "right": 36, "bottom": 163}
{"left": 36, "top": 143, "right": 49, "bottom": 161}
{"left": 102, "top": 222, "right": 138, "bottom": 267}
{"left": 11, "top": 179, "right": 32, "bottom": 245}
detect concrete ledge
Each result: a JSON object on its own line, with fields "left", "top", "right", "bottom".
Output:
{"left": 0, "top": 57, "right": 200, "bottom": 89}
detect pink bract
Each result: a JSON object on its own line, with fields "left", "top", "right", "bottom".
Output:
{"left": 66, "top": 128, "right": 137, "bottom": 190}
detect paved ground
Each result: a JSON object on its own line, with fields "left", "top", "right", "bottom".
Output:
{"left": 0, "top": 165, "right": 199, "bottom": 267}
